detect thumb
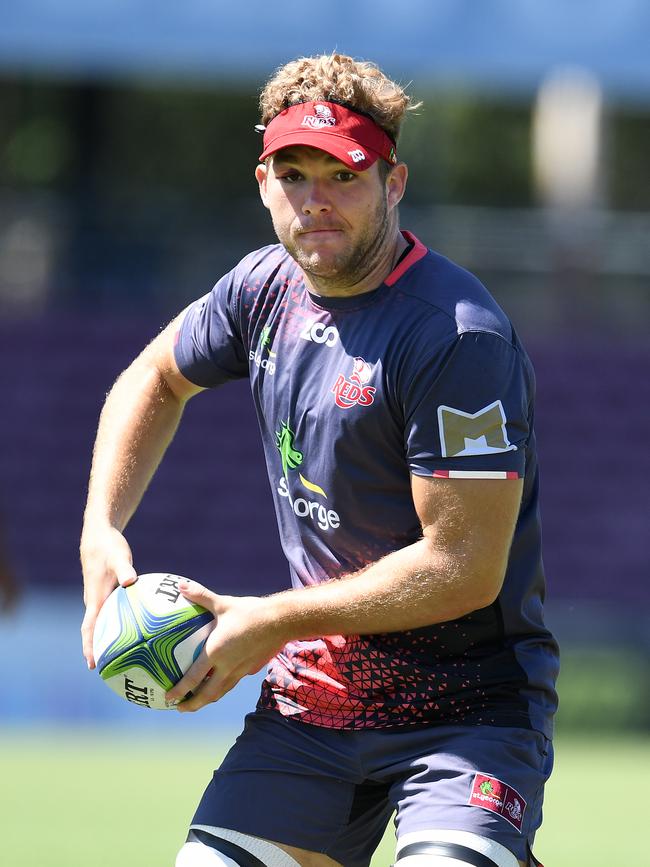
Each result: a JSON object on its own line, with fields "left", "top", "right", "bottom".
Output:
{"left": 115, "top": 563, "right": 138, "bottom": 587}
{"left": 178, "top": 578, "right": 220, "bottom": 612}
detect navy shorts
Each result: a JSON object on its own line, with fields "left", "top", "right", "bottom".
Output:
{"left": 190, "top": 710, "right": 553, "bottom": 866}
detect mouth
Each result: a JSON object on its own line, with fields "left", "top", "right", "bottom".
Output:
{"left": 297, "top": 228, "right": 343, "bottom": 239}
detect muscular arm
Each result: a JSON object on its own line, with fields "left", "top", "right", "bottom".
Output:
{"left": 265, "top": 474, "right": 523, "bottom": 636}
{"left": 80, "top": 313, "right": 202, "bottom": 666}
{"left": 169, "top": 473, "right": 523, "bottom": 709}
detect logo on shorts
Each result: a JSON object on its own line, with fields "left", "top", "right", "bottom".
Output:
{"left": 469, "top": 773, "right": 527, "bottom": 832}
{"left": 331, "top": 357, "right": 376, "bottom": 409}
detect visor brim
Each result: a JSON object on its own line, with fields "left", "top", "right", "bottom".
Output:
{"left": 259, "top": 131, "right": 381, "bottom": 171}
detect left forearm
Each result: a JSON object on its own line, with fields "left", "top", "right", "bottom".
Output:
{"left": 263, "top": 536, "right": 502, "bottom": 644}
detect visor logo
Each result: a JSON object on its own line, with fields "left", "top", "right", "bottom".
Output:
{"left": 302, "top": 104, "right": 336, "bottom": 129}
{"left": 348, "top": 149, "right": 366, "bottom": 163}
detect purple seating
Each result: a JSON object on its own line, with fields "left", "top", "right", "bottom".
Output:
{"left": 0, "top": 315, "right": 648, "bottom": 604}
{"left": 531, "top": 340, "right": 650, "bottom": 604}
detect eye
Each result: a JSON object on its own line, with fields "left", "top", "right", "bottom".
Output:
{"left": 278, "top": 171, "right": 303, "bottom": 184}
{"left": 335, "top": 171, "right": 357, "bottom": 182}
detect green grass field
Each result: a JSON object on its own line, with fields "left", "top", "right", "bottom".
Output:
{"left": 1, "top": 729, "right": 644, "bottom": 866}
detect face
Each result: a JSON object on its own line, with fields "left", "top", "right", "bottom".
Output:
{"left": 255, "top": 147, "right": 407, "bottom": 288}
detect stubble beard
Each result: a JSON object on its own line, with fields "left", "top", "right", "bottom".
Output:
{"left": 275, "top": 195, "right": 392, "bottom": 292}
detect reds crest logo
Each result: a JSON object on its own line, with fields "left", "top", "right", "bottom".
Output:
{"left": 331, "top": 357, "right": 376, "bottom": 409}
{"left": 302, "top": 104, "right": 337, "bottom": 129}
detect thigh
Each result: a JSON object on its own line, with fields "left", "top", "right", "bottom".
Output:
{"left": 274, "top": 842, "right": 342, "bottom": 866}
{"left": 190, "top": 710, "right": 392, "bottom": 867}
{"left": 382, "top": 725, "right": 553, "bottom": 864}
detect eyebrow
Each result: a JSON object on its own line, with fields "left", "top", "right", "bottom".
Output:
{"left": 272, "top": 149, "right": 344, "bottom": 168}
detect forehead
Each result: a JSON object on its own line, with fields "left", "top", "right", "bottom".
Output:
{"left": 271, "top": 146, "right": 353, "bottom": 169}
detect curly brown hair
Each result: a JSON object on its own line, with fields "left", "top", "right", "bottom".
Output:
{"left": 259, "top": 53, "right": 419, "bottom": 142}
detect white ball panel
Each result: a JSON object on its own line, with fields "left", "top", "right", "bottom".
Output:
{"left": 102, "top": 664, "right": 176, "bottom": 710}
{"left": 128, "top": 573, "right": 193, "bottom": 618}
{"left": 173, "top": 621, "right": 214, "bottom": 673}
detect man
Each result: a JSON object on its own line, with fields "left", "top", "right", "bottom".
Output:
{"left": 81, "top": 53, "right": 558, "bottom": 867}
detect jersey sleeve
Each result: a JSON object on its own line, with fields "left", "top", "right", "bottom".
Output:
{"left": 405, "top": 331, "right": 530, "bottom": 479}
{"left": 173, "top": 270, "right": 249, "bottom": 388}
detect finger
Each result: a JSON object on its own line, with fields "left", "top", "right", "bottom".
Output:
{"left": 165, "top": 646, "right": 213, "bottom": 703}
{"left": 177, "top": 578, "right": 220, "bottom": 611}
{"left": 81, "top": 608, "right": 99, "bottom": 669}
{"left": 114, "top": 562, "right": 138, "bottom": 587}
{"left": 177, "top": 674, "right": 237, "bottom": 713}
{"left": 178, "top": 578, "right": 206, "bottom": 608}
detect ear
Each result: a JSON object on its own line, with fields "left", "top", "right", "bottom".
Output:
{"left": 386, "top": 162, "right": 408, "bottom": 212}
{"left": 255, "top": 163, "right": 270, "bottom": 209}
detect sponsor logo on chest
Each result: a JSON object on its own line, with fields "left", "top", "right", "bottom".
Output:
{"left": 275, "top": 420, "right": 341, "bottom": 532}
{"left": 300, "top": 319, "right": 339, "bottom": 347}
{"left": 250, "top": 325, "right": 277, "bottom": 375}
{"left": 331, "top": 357, "right": 376, "bottom": 409}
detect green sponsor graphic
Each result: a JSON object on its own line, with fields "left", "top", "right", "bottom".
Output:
{"left": 260, "top": 326, "right": 276, "bottom": 357}
{"left": 480, "top": 781, "right": 494, "bottom": 796}
{"left": 275, "top": 420, "right": 327, "bottom": 499}
{"left": 276, "top": 420, "right": 304, "bottom": 480}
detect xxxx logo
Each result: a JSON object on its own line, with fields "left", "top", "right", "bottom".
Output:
{"left": 275, "top": 420, "right": 340, "bottom": 531}
{"left": 331, "top": 357, "right": 376, "bottom": 409}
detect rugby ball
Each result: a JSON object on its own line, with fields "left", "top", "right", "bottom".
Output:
{"left": 93, "top": 573, "right": 214, "bottom": 709}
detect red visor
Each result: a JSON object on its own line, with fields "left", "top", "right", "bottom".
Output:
{"left": 258, "top": 101, "right": 397, "bottom": 170}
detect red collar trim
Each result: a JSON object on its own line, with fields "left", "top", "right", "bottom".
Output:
{"left": 385, "top": 231, "right": 428, "bottom": 286}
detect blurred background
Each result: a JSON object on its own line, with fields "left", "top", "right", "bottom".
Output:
{"left": 0, "top": 2, "right": 648, "bottom": 865}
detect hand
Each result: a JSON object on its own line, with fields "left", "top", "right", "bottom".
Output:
{"left": 166, "top": 579, "right": 286, "bottom": 713}
{"left": 80, "top": 525, "right": 138, "bottom": 669}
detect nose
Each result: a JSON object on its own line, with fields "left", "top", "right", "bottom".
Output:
{"left": 301, "top": 181, "right": 332, "bottom": 216}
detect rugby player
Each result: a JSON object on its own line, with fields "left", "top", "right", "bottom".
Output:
{"left": 80, "top": 53, "right": 558, "bottom": 867}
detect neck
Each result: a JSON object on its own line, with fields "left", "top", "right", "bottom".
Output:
{"left": 303, "top": 224, "right": 408, "bottom": 299}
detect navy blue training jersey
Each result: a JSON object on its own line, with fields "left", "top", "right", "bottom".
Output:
{"left": 174, "top": 231, "right": 559, "bottom": 735}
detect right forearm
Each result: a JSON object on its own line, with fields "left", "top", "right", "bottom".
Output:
{"left": 82, "top": 356, "right": 185, "bottom": 535}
